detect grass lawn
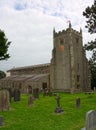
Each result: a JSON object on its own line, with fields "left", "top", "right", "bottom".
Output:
{"left": 0, "top": 92, "right": 96, "bottom": 130}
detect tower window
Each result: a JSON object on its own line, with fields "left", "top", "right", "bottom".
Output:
{"left": 77, "top": 63, "right": 79, "bottom": 71}
{"left": 76, "top": 38, "right": 79, "bottom": 43}
{"left": 60, "top": 39, "right": 64, "bottom": 45}
{"left": 59, "top": 39, "right": 64, "bottom": 52}
{"left": 77, "top": 75, "right": 80, "bottom": 88}
{"left": 77, "top": 75, "right": 80, "bottom": 82}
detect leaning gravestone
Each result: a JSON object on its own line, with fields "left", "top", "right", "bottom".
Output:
{"left": 33, "top": 88, "right": 39, "bottom": 99}
{"left": 14, "top": 89, "right": 21, "bottom": 102}
{"left": 0, "top": 89, "right": 10, "bottom": 111}
{"left": 0, "top": 116, "right": 4, "bottom": 126}
{"left": 81, "top": 110, "right": 96, "bottom": 130}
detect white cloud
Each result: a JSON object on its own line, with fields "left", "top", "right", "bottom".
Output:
{"left": 0, "top": 0, "right": 95, "bottom": 72}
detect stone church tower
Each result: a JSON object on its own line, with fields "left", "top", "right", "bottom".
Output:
{"left": 50, "top": 23, "right": 90, "bottom": 93}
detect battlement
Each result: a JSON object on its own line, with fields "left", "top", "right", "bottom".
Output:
{"left": 54, "top": 29, "right": 66, "bottom": 37}
{"left": 54, "top": 26, "right": 82, "bottom": 38}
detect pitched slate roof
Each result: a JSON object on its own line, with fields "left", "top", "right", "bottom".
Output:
{"left": 1, "top": 74, "right": 49, "bottom": 82}
{"left": 7, "top": 63, "right": 50, "bottom": 72}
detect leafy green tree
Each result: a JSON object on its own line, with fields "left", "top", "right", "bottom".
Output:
{"left": 83, "top": 0, "right": 96, "bottom": 34}
{"left": 0, "top": 29, "right": 11, "bottom": 60}
{"left": 83, "top": 1, "right": 96, "bottom": 89}
{"left": 0, "top": 70, "right": 6, "bottom": 79}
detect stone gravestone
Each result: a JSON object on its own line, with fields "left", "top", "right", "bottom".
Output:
{"left": 33, "top": 88, "right": 39, "bottom": 99}
{"left": 0, "top": 116, "right": 4, "bottom": 126}
{"left": 81, "top": 110, "right": 96, "bottom": 130}
{"left": 14, "top": 89, "right": 20, "bottom": 102}
{"left": 55, "top": 94, "right": 63, "bottom": 113}
{"left": 0, "top": 89, "right": 10, "bottom": 111}
{"left": 28, "top": 95, "right": 34, "bottom": 106}
{"left": 86, "top": 110, "right": 96, "bottom": 130}
{"left": 76, "top": 98, "right": 80, "bottom": 108}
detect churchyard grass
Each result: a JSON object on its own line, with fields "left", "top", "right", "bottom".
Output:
{"left": 0, "top": 93, "right": 96, "bottom": 130}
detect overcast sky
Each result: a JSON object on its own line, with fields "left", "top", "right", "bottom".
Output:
{"left": 0, "top": 0, "right": 95, "bottom": 72}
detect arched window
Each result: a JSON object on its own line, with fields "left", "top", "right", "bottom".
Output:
{"left": 59, "top": 39, "right": 64, "bottom": 51}
{"left": 60, "top": 39, "right": 64, "bottom": 45}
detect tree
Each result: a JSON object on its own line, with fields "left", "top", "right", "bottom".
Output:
{"left": 0, "top": 70, "right": 6, "bottom": 79}
{"left": 83, "top": 1, "right": 96, "bottom": 89}
{"left": 83, "top": 0, "right": 96, "bottom": 34}
{"left": 0, "top": 29, "right": 11, "bottom": 60}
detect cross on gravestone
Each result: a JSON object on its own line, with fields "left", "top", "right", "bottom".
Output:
{"left": 0, "top": 116, "right": 4, "bottom": 126}
{"left": 14, "top": 89, "right": 21, "bottom": 102}
{"left": 56, "top": 95, "right": 60, "bottom": 107}
{"left": 54, "top": 94, "right": 64, "bottom": 113}
{"left": 76, "top": 98, "right": 80, "bottom": 108}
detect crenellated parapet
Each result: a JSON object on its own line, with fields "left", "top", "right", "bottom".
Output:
{"left": 53, "top": 25, "right": 82, "bottom": 38}
{"left": 53, "top": 29, "right": 66, "bottom": 37}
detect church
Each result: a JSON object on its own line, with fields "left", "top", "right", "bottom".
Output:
{"left": 0, "top": 23, "right": 91, "bottom": 93}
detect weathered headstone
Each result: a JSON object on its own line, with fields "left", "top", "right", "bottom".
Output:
{"left": 28, "top": 95, "right": 34, "bottom": 106}
{"left": 81, "top": 110, "right": 96, "bottom": 130}
{"left": 0, "top": 116, "right": 4, "bottom": 126}
{"left": 76, "top": 98, "right": 80, "bottom": 108}
{"left": 33, "top": 88, "right": 39, "bottom": 99}
{"left": 0, "top": 89, "right": 10, "bottom": 111}
{"left": 14, "top": 89, "right": 20, "bottom": 102}
{"left": 55, "top": 94, "right": 63, "bottom": 113}
{"left": 86, "top": 110, "right": 96, "bottom": 130}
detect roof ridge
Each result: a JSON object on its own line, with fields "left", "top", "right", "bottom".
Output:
{"left": 7, "top": 63, "right": 50, "bottom": 72}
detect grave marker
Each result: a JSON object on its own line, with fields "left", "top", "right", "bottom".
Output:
{"left": 0, "top": 116, "right": 4, "bottom": 126}
{"left": 81, "top": 110, "right": 96, "bottom": 130}
{"left": 55, "top": 94, "right": 63, "bottom": 113}
{"left": 28, "top": 95, "right": 34, "bottom": 106}
{"left": 14, "top": 89, "right": 20, "bottom": 102}
{"left": 0, "top": 89, "right": 10, "bottom": 111}
{"left": 76, "top": 98, "right": 80, "bottom": 108}
{"left": 86, "top": 110, "right": 96, "bottom": 130}
{"left": 33, "top": 88, "right": 39, "bottom": 99}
